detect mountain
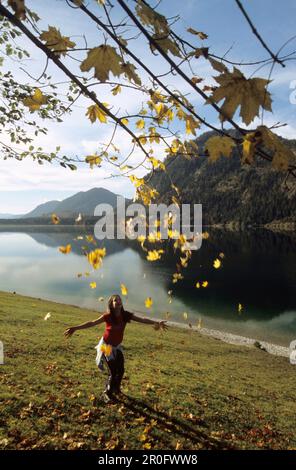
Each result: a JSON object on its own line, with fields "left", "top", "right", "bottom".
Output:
{"left": 22, "top": 201, "right": 60, "bottom": 218}
{"left": 22, "top": 187, "right": 121, "bottom": 219}
{"left": 147, "top": 130, "right": 296, "bottom": 226}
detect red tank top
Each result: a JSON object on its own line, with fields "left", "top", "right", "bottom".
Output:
{"left": 103, "top": 311, "right": 132, "bottom": 346}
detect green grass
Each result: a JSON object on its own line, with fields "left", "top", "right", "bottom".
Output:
{"left": 0, "top": 290, "right": 295, "bottom": 450}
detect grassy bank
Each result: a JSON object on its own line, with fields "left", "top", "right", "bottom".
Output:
{"left": 0, "top": 291, "right": 295, "bottom": 450}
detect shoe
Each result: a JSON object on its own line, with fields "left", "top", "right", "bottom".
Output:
{"left": 102, "top": 392, "right": 113, "bottom": 404}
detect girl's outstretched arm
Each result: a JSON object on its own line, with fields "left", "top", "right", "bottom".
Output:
{"left": 131, "top": 314, "right": 168, "bottom": 331}
{"left": 64, "top": 314, "right": 105, "bottom": 338}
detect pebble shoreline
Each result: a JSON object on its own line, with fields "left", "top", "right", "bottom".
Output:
{"left": 168, "top": 321, "right": 290, "bottom": 358}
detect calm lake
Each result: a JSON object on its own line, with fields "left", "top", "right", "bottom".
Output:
{"left": 0, "top": 227, "right": 296, "bottom": 346}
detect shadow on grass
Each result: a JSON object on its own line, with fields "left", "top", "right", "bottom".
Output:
{"left": 115, "top": 393, "right": 236, "bottom": 450}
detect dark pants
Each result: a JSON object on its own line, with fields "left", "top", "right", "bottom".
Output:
{"left": 104, "top": 349, "right": 124, "bottom": 395}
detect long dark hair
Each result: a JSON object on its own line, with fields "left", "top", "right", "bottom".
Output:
{"left": 107, "top": 294, "right": 132, "bottom": 323}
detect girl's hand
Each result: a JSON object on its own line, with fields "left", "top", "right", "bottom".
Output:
{"left": 154, "top": 321, "right": 168, "bottom": 331}
{"left": 64, "top": 327, "right": 76, "bottom": 338}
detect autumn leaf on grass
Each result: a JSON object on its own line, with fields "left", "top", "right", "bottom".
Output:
{"left": 205, "top": 136, "right": 235, "bottom": 163}
{"left": 86, "top": 104, "right": 108, "bottom": 124}
{"left": 40, "top": 26, "right": 76, "bottom": 57}
{"left": 213, "top": 258, "right": 222, "bottom": 269}
{"left": 59, "top": 244, "right": 71, "bottom": 254}
{"left": 145, "top": 297, "right": 153, "bottom": 308}
{"left": 44, "top": 312, "right": 51, "bottom": 321}
{"left": 51, "top": 213, "right": 60, "bottom": 225}
{"left": 80, "top": 45, "right": 122, "bottom": 82}
{"left": 23, "top": 88, "right": 48, "bottom": 112}
{"left": 121, "top": 283, "right": 128, "bottom": 296}
{"left": 89, "top": 282, "right": 97, "bottom": 289}
{"left": 208, "top": 67, "right": 272, "bottom": 125}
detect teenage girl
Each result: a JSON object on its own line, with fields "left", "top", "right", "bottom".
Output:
{"left": 64, "top": 294, "right": 168, "bottom": 402}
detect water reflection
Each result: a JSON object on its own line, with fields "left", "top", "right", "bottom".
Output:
{"left": 0, "top": 227, "right": 295, "bottom": 346}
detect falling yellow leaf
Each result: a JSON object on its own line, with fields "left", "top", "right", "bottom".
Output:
{"left": 213, "top": 258, "right": 221, "bottom": 269}
{"left": 183, "top": 312, "right": 188, "bottom": 320}
{"left": 100, "top": 343, "right": 112, "bottom": 356}
{"left": 51, "top": 213, "right": 60, "bottom": 225}
{"left": 146, "top": 249, "right": 164, "bottom": 261}
{"left": 121, "top": 283, "right": 128, "bottom": 296}
{"left": 145, "top": 297, "right": 153, "bottom": 308}
{"left": 202, "top": 281, "right": 208, "bottom": 288}
{"left": 98, "top": 297, "right": 104, "bottom": 302}
{"left": 59, "top": 244, "right": 71, "bottom": 254}
{"left": 238, "top": 303, "right": 243, "bottom": 314}
{"left": 87, "top": 248, "right": 106, "bottom": 269}
{"left": 89, "top": 282, "right": 97, "bottom": 289}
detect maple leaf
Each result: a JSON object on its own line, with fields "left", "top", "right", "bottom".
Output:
{"left": 87, "top": 248, "right": 106, "bottom": 269}
{"left": 187, "top": 28, "right": 208, "bottom": 40}
{"left": 136, "top": 119, "right": 145, "bottom": 130}
{"left": 145, "top": 297, "right": 153, "bottom": 308}
{"left": 136, "top": 0, "right": 169, "bottom": 35}
{"left": 205, "top": 136, "right": 235, "bottom": 162}
{"left": 121, "top": 62, "right": 142, "bottom": 86}
{"left": 258, "top": 126, "right": 292, "bottom": 171}
{"left": 213, "top": 258, "right": 221, "bottom": 269}
{"left": 185, "top": 115, "right": 200, "bottom": 136}
{"left": 40, "top": 26, "right": 76, "bottom": 57}
{"left": 146, "top": 250, "right": 164, "bottom": 261}
{"left": 80, "top": 45, "right": 122, "bottom": 82}
{"left": 51, "top": 213, "right": 60, "bottom": 225}
{"left": 85, "top": 154, "right": 103, "bottom": 168}
{"left": 111, "top": 84, "right": 121, "bottom": 96}
{"left": 208, "top": 68, "right": 272, "bottom": 125}
{"left": 86, "top": 104, "right": 108, "bottom": 123}
{"left": 151, "top": 35, "right": 181, "bottom": 57}
{"left": 121, "top": 283, "right": 128, "bottom": 296}
{"left": 59, "top": 244, "right": 71, "bottom": 254}
{"left": 8, "top": 0, "right": 26, "bottom": 19}
{"left": 23, "top": 88, "right": 48, "bottom": 112}
{"left": 242, "top": 126, "right": 293, "bottom": 170}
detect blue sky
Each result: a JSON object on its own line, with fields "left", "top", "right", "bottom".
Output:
{"left": 1, "top": 0, "right": 296, "bottom": 213}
